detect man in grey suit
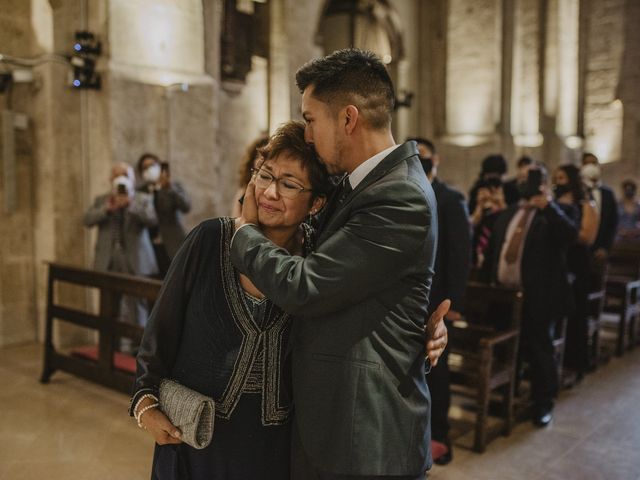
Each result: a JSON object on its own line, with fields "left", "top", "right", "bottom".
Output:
{"left": 233, "top": 49, "right": 447, "bottom": 479}
{"left": 84, "top": 162, "right": 158, "bottom": 329}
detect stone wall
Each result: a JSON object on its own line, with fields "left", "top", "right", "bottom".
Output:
{"left": 1, "top": 0, "right": 638, "bottom": 347}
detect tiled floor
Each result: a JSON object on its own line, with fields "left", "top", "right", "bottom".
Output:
{"left": 1, "top": 343, "right": 639, "bottom": 480}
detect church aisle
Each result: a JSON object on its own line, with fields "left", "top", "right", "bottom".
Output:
{"left": 1, "top": 344, "right": 640, "bottom": 479}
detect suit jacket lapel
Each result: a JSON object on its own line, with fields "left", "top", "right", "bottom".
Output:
{"left": 317, "top": 142, "right": 419, "bottom": 242}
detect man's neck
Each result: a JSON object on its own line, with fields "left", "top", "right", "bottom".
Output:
{"left": 343, "top": 129, "right": 396, "bottom": 174}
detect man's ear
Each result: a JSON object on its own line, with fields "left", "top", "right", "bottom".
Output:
{"left": 343, "top": 105, "right": 359, "bottom": 135}
{"left": 311, "top": 195, "right": 327, "bottom": 215}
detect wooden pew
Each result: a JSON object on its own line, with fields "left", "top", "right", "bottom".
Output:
{"left": 448, "top": 281, "right": 523, "bottom": 452}
{"left": 40, "top": 263, "right": 162, "bottom": 394}
{"left": 602, "top": 242, "right": 640, "bottom": 355}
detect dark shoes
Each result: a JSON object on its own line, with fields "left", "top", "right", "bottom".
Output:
{"left": 432, "top": 439, "right": 453, "bottom": 466}
{"left": 533, "top": 405, "right": 554, "bottom": 427}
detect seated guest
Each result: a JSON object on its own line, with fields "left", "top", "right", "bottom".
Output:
{"left": 482, "top": 163, "right": 578, "bottom": 426}
{"left": 84, "top": 162, "right": 158, "bottom": 330}
{"left": 409, "top": 137, "right": 471, "bottom": 465}
{"left": 553, "top": 164, "right": 599, "bottom": 380}
{"left": 136, "top": 153, "right": 191, "bottom": 277}
{"left": 617, "top": 179, "right": 640, "bottom": 242}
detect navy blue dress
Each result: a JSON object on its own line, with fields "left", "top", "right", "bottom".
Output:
{"left": 132, "top": 218, "right": 310, "bottom": 480}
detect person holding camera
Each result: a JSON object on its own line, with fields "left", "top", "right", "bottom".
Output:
{"left": 136, "top": 153, "right": 191, "bottom": 277}
{"left": 83, "top": 162, "right": 158, "bottom": 330}
{"left": 482, "top": 163, "right": 578, "bottom": 427}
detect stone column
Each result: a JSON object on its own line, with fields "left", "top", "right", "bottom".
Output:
{"left": 445, "top": 0, "right": 502, "bottom": 146}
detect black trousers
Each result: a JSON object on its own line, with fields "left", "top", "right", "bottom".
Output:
{"left": 290, "top": 419, "right": 425, "bottom": 480}
{"left": 520, "top": 306, "right": 559, "bottom": 408}
{"left": 425, "top": 320, "right": 452, "bottom": 441}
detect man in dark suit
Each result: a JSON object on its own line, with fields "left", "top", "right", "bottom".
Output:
{"left": 581, "top": 153, "right": 619, "bottom": 273}
{"left": 408, "top": 137, "right": 471, "bottom": 464}
{"left": 483, "top": 164, "right": 577, "bottom": 426}
{"left": 233, "top": 49, "right": 448, "bottom": 479}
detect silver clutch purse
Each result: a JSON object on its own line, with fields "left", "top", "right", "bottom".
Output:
{"left": 159, "top": 379, "right": 215, "bottom": 449}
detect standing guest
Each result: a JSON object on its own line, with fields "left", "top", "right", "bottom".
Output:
{"left": 617, "top": 179, "right": 640, "bottom": 241}
{"left": 553, "top": 165, "right": 599, "bottom": 379}
{"left": 132, "top": 122, "right": 329, "bottom": 480}
{"left": 234, "top": 49, "right": 448, "bottom": 480}
{"left": 580, "top": 153, "right": 619, "bottom": 274}
{"left": 409, "top": 137, "right": 471, "bottom": 465}
{"left": 231, "top": 135, "right": 269, "bottom": 217}
{"left": 483, "top": 163, "right": 578, "bottom": 427}
{"left": 84, "top": 162, "right": 158, "bottom": 330}
{"left": 470, "top": 175, "right": 508, "bottom": 270}
{"left": 137, "top": 153, "right": 191, "bottom": 277}
{"left": 468, "top": 154, "right": 519, "bottom": 214}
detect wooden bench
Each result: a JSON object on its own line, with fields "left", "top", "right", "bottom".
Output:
{"left": 448, "top": 282, "right": 523, "bottom": 452}
{"left": 603, "top": 244, "right": 640, "bottom": 355}
{"left": 40, "top": 263, "right": 162, "bottom": 394}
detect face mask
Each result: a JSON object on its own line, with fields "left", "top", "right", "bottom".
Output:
{"left": 112, "top": 175, "right": 133, "bottom": 195}
{"left": 419, "top": 156, "right": 433, "bottom": 176}
{"left": 580, "top": 164, "right": 601, "bottom": 188}
{"left": 553, "top": 184, "right": 572, "bottom": 198}
{"left": 142, "top": 163, "right": 161, "bottom": 183}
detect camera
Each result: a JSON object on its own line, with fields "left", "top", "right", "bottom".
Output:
{"left": 116, "top": 183, "right": 128, "bottom": 195}
{"left": 519, "top": 169, "right": 543, "bottom": 199}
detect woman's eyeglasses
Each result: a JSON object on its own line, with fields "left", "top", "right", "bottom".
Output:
{"left": 252, "top": 169, "right": 313, "bottom": 199}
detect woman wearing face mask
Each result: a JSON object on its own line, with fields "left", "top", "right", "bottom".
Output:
{"left": 617, "top": 179, "right": 640, "bottom": 241}
{"left": 552, "top": 164, "right": 599, "bottom": 380}
{"left": 137, "top": 153, "right": 192, "bottom": 277}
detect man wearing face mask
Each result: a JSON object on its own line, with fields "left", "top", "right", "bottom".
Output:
{"left": 408, "top": 137, "right": 471, "bottom": 465}
{"left": 580, "top": 153, "right": 619, "bottom": 269}
{"left": 482, "top": 163, "right": 578, "bottom": 427}
{"left": 136, "top": 153, "right": 191, "bottom": 277}
{"left": 84, "top": 162, "right": 159, "bottom": 331}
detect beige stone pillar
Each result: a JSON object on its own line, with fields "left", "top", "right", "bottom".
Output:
{"left": 445, "top": 0, "right": 502, "bottom": 147}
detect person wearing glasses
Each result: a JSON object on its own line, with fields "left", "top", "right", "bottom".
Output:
{"left": 131, "top": 121, "right": 330, "bottom": 480}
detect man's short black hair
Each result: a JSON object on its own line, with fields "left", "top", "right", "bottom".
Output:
{"left": 406, "top": 137, "right": 436, "bottom": 155}
{"left": 295, "top": 48, "right": 395, "bottom": 130}
{"left": 481, "top": 154, "right": 507, "bottom": 176}
{"left": 517, "top": 155, "right": 534, "bottom": 168}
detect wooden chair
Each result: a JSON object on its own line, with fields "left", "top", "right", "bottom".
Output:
{"left": 603, "top": 243, "right": 640, "bottom": 355}
{"left": 448, "top": 282, "right": 523, "bottom": 452}
{"left": 40, "top": 263, "right": 162, "bottom": 394}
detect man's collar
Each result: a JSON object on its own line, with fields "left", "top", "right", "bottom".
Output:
{"left": 347, "top": 144, "right": 399, "bottom": 189}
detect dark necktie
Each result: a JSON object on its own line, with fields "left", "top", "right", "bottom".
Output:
{"left": 337, "top": 176, "right": 353, "bottom": 205}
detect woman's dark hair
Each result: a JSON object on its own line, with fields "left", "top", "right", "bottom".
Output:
{"left": 480, "top": 154, "right": 507, "bottom": 177}
{"left": 136, "top": 152, "right": 160, "bottom": 174}
{"left": 557, "top": 164, "right": 585, "bottom": 203}
{"left": 258, "top": 121, "right": 331, "bottom": 198}
{"left": 295, "top": 48, "right": 395, "bottom": 130}
{"left": 238, "top": 136, "right": 269, "bottom": 187}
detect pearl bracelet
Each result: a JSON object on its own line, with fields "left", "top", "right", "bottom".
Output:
{"left": 136, "top": 402, "right": 159, "bottom": 429}
{"left": 133, "top": 393, "right": 159, "bottom": 420}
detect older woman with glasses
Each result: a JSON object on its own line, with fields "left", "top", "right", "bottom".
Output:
{"left": 130, "top": 121, "right": 329, "bottom": 480}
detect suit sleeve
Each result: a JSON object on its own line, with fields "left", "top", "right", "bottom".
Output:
{"left": 129, "top": 223, "right": 207, "bottom": 414}
{"left": 231, "top": 180, "right": 433, "bottom": 317}
{"left": 542, "top": 201, "right": 579, "bottom": 247}
{"left": 444, "top": 191, "right": 472, "bottom": 311}
{"left": 128, "top": 192, "right": 158, "bottom": 227}
{"left": 83, "top": 195, "right": 109, "bottom": 226}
